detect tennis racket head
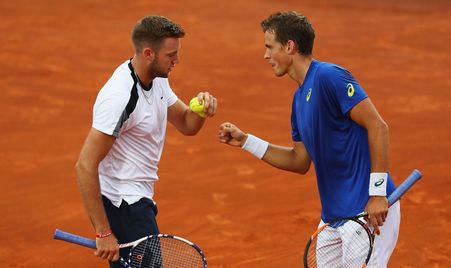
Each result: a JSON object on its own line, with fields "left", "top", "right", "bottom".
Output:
{"left": 124, "top": 234, "right": 207, "bottom": 268}
{"left": 303, "top": 217, "right": 374, "bottom": 268}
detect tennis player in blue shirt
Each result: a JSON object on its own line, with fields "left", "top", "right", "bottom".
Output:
{"left": 218, "top": 11, "right": 400, "bottom": 267}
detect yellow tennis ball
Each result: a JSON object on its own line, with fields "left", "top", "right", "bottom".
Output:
{"left": 189, "top": 97, "right": 206, "bottom": 118}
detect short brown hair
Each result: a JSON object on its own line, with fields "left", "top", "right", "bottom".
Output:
{"left": 132, "top": 15, "right": 185, "bottom": 53}
{"left": 261, "top": 11, "right": 315, "bottom": 56}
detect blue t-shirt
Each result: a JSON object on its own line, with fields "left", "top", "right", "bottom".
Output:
{"left": 291, "top": 60, "right": 395, "bottom": 223}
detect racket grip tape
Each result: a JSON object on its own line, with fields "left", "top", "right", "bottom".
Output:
{"left": 54, "top": 229, "right": 96, "bottom": 249}
{"left": 388, "top": 169, "right": 422, "bottom": 205}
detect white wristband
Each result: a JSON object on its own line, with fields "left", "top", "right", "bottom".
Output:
{"left": 241, "top": 134, "right": 269, "bottom": 159}
{"left": 369, "top": 172, "right": 388, "bottom": 196}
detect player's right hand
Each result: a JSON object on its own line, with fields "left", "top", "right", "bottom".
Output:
{"left": 95, "top": 234, "right": 120, "bottom": 262}
{"left": 364, "top": 196, "right": 389, "bottom": 235}
{"left": 218, "top": 122, "right": 247, "bottom": 147}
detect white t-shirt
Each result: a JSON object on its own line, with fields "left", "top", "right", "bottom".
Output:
{"left": 92, "top": 60, "right": 178, "bottom": 207}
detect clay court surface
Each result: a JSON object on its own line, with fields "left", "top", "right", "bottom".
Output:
{"left": 1, "top": 0, "right": 450, "bottom": 267}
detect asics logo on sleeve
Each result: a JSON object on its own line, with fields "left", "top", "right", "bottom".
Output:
{"left": 306, "top": 88, "right": 312, "bottom": 102}
{"left": 374, "top": 178, "right": 385, "bottom": 187}
{"left": 347, "top": 83, "right": 355, "bottom": 97}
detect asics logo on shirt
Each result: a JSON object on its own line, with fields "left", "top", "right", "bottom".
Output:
{"left": 306, "top": 88, "right": 312, "bottom": 102}
{"left": 375, "top": 178, "right": 385, "bottom": 187}
{"left": 347, "top": 83, "right": 355, "bottom": 97}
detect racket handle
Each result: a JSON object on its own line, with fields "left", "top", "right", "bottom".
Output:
{"left": 54, "top": 229, "right": 96, "bottom": 249}
{"left": 388, "top": 169, "right": 422, "bottom": 205}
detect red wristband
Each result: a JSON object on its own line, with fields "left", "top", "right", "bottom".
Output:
{"left": 95, "top": 230, "right": 112, "bottom": 238}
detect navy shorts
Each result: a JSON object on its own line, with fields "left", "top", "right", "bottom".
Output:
{"left": 102, "top": 196, "right": 159, "bottom": 268}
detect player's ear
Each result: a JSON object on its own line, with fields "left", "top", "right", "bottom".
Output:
{"left": 285, "top": 40, "right": 297, "bottom": 55}
{"left": 143, "top": 47, "right": 155, "bottom": 62}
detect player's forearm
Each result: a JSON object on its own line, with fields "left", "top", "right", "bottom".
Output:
{"left": 263, "top": 144, "right": 311, "bottom": 174}
{"left": 367, "top": 120, "right": 389, "bottom": 172}
{"left": 170, "top": 108, "right": 205, "bottom": 136}
{"left": 183, "top": 110, "right": 205, "bottom": 135}
{"left": 75, "top": 163, "right": 111, "bottom": 233}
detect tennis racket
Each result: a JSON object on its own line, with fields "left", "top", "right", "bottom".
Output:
{"left": 54, "top": 229, "right": 208, "bottom": 268}
{"left": 303, "top": 169, "right": 422, "bottom": 268}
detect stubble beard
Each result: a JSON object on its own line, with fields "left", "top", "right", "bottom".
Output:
{"left": 149, "top": 56, "right": 169, "bottom": 78}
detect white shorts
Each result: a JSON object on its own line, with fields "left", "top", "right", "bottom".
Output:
{"left": 316, "top": 201, "right": 401, "bottom": 268}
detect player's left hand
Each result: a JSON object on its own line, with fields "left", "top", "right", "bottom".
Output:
{"left": 364, "top": 196, "right": 389, "bottom": 235}
{"left": 195, "top": 92, "right": 217, "bottom": 118}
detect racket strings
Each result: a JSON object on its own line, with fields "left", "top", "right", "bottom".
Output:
{"left": 305, "top": 220, "right": 373, "bottom": 268}
{"left": 130, "top": 237, "right": 205, "bottom": 268}
{"left": 131, "top": 238, "right": 162, "bottom": 267}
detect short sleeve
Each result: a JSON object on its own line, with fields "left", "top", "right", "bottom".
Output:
{"left": 318, "top": 65, "right": 368, "bottom": 116}
{"left": 92, "top": 82, "right": 129, "bottom": 136}
{"left": 158, "top": 78, "right": 178, "bottom": 107}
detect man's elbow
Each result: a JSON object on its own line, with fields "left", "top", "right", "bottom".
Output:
{"left": 377, "top": 120, "right": 389, "bottom": 137}
{"left": 75, "top": 160, "right": 82, "bottom": 177}
{"left": 75, "top": 158, "right": 89, "bottom": 179}
{"left": 295, "top": 162, "right": 310, "bottom": 175}
{"left": 383, "top": 121, "right": 389, "bottom": 134}
{"left": 297, "top": 166, "right": 310, "bottom": 175}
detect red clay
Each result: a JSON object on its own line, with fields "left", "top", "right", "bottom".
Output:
{"left": 1, "top": 0, "right": 450, "bottom": 267}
